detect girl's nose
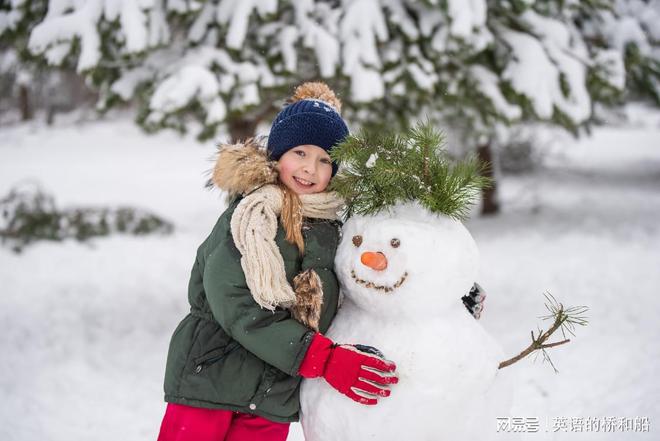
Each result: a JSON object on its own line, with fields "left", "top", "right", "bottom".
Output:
{"left": 302, "top": 161, "right": 316, "bottom": 175}
{"left": 361, "top": 251, "right": 388, "bottom": 271}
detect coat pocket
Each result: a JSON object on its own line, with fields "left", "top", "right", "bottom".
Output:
{"left": 192, "top": 341, "right": 241, "bottom": 374}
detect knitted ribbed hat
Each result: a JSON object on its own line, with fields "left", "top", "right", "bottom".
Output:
{"left": 267, "top": 82, "right": 349, "bottom": 176}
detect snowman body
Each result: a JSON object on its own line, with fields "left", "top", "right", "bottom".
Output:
{"left": 301, "top": 203, "right": 511, "bottom": 441}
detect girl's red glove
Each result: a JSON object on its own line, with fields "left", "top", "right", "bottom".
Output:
{"left": 298, "top": 333, "right": 398, "bottom": 405}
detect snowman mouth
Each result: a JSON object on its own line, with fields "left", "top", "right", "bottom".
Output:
{"left": 350, "top": 269, "right": 408, "bottom": 293}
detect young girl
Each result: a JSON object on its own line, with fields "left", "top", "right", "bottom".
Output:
{"left": 157, "top": 82, "right": 398, "bottom": 441}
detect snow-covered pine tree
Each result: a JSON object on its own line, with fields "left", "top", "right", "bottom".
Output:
{"left": 10, "top": 0, "right": 507, "bottom": 140}
{"left": 577, "top": 0, "right": 660, "bottom": 105}
{"left": 8, "top": 1, "right": 660, "bottom": 209}
{"left": 0, "top": 0, "right": 49, "bottom": 121}
{"left": 17, "top": 0, "right": 342, "bottom": 140}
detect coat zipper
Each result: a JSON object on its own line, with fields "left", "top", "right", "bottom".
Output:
{"left": 194, "top": 342, "right": 240, "bottom": 374}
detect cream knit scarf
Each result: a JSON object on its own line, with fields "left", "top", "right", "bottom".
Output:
{"left": 230, "top": 184, "right": 344, "bottom": 311}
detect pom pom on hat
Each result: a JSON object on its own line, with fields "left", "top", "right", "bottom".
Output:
{"left": 268, "top": 82, "right": 349, "bottom": 176}
{"left": 289, "top": 82, "right": 343, "bottom": 113}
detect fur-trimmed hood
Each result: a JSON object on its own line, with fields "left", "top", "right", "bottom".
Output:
{"left": 208, "top": 81, "right": 347, "bottom": 196}
{"left": 208, "top": 137, "right": 278, "bottom": 196}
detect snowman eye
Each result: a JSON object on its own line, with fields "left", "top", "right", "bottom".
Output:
{"left": 390, "top": 238, "right": 400, "bottom": 248}
{"left": 352, "top": 235, "right": 363, "bottom": 247}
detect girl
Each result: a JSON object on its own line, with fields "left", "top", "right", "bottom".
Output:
{"left": 157, "top": 82, "right": 398, "bottom": 441}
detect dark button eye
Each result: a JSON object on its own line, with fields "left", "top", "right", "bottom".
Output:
{"left": 352, "top": 235, "right": 363, "bottom": 247}
{"left": 390, "top": 238, "right": 400, "bottom": 248}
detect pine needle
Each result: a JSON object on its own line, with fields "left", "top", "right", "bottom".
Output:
{"left": 498, "top": 292, "right": 589, "bottom": 372}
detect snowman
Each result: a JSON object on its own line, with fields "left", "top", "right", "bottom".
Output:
{"left": 300, "top": 126, "right": 513, "bottom": 441}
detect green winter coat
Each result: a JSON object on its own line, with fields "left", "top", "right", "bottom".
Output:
{"left": 163, "top": 196, "right": 341, "bottom": 423}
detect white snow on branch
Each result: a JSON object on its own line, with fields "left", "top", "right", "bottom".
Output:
{"left": 349, "top": 65, "right": 384, "bottom": 102}
{"left": 382, "top": 0, "right": 419, "bottom": 40}
{"left": 469, "top": 65, "right": 521, "bottom": 120}
{"left": 407, "top": 63, "right": 437, "bottom": 91}
{"left": 188, "top": 1, "right": 216, "bottom": 43}
{"left": 502, "top": 29, "right": 560, "bottom": 120}
{"left": 365, "top": 153, "right": 378, "bottom": 168}
{"left": 142, "top": 45, "right": 276, "bottom": 125}
{"left": 446, "top": 0, "right": 486, "bottom": 39}
{"left": 149, "top": 64, "right": 226, "bottom": 124}
{"left": 520, "top": 11, "right": 591, "bottom": 123}
{"left": 340, "top": 0, "right": 388, "bottom": 101}
{"left": 594, "top": 49, "right": 626, "bottom": 91}
{"left": 279, "top": 25, "right": 298, "bottom": 72}
{"left": 216, "top": 0, "right": 277, "bottom": 50}
{"left": 293, "top": 1, "right": 340, "bottom": 78}
{"left": 29, "top": 2, "right": 101, "bottom": 72}
{"left": 28, "top": 0, "right": 170, "bottom": 72}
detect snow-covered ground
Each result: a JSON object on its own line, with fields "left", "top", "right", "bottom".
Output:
{"left": 1, "top": 110, "right": 658, "bottom": 440}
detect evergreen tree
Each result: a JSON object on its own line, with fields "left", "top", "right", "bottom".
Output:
{"left": 3, "top": 0, "right": 659, "bottom": 212}
{"left": 1, "top": 0, "right": 49, "bottom": 121}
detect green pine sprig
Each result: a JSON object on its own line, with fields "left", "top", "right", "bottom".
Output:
{"left": 330, "top": 121, "right": 491, "bottom": 220}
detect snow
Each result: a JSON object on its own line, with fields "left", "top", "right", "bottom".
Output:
{"left": 446, "top": 0, "right": 486, "bottom": 39}
{"left": 406, "top": 63, "right": 436, "bottom": 91}
{"left": 502, "top": 30, "right": 559, "bottom": 120}
{"left": 602, "top": 13, "right": 650, "bottom": 55}
{"left": 216, "top": 0, "right": 254, "bottom": 50}
{"left": 302, "top": 200, "right": 510, "bottom": 440}
{"left": 311, "top": 27, "right": 340, "bottom": 79}
{"left": 501, "top": 24, "right": 593, "bottom": 124}
{"left": 28, "top": 0, "right": 170, "bottom": 72}
{"left": 29, "top": 5, "right": 101, "bottom": 72}
{"left": 148, "top": 65, "right": 222, "bottom": 119}
{"left": 348, "top": 65, "right": 385, "bottom": 103}
{"left": 110, "top": 67, "right": 154, "bottom": 101}
{"left": 593, "top": 49, "right": 626, "bottom": 92}
{"left": 520, "top": 11, "right": 591, "bottom": 123}
{"left": 382, "top": 0, "right": 419, "bottom": 40}
{"left": 279, "top": 26, "right": 299, "bottom": 72}
{"left": 188, "top": 1, "right": 216, "bottom": 43}
{"left": 365, "top": 153, "right": 378, "bottom": 168}
{"left": 340, "top": 0, "right": 388, "bottom": 101}
{"left": 470, "top": 65, "right": 522, "bottom": 121}
{"left": 1, "top": 105, "right": 660, "bottom": 440}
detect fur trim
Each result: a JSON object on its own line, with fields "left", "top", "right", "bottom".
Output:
{"left": 289, "top": 82, "right": 342, "bottom": 114}
{"left": 209, "top": 138, "right": 278, "bottom": 196}
{"left": 291, "top": 269, "right": 324, "bottom": 331}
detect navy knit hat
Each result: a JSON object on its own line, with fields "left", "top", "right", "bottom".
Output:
{"left": 267, "top": 82, "right": 349, "bottom": 176}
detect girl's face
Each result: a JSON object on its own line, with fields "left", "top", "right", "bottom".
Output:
{"left": 276, "top": 144, "right": 333, "bottom": 195}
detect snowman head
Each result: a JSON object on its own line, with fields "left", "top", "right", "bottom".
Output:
{"left": 335, "top": 202, "right": 479, "bottom": 319}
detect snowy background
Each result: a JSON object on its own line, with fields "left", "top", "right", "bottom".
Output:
{"left": 2, "top": 0, "right": 659, "bottom": 439}
{"left": 1, "top": 105, "right": 658, "bottom": 441}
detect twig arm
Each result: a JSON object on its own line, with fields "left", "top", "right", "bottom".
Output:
{"left": 498, "top": 305, "right": 570, "bottom": 370}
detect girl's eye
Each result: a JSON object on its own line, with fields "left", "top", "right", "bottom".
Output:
{"left": 295, "top": 150, "right": 305, "bottom": 157}
{"left": 320, "top": 158, "right": 332, "bottom": 165}
{"left": 352, "top": 235, "right": 363, "bottom": 247}
{"left": 390, "top": 238, "right": 400, "bottom": 248}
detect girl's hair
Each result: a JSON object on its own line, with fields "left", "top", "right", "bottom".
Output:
{"left": 280, "top": 183, "right": 305, "bottom": 254}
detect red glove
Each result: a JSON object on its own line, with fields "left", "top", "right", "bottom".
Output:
{"left": 299, "top": 333, "right": 398, "bottom": 405}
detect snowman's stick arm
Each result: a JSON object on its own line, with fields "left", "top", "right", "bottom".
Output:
{"left": 538, "top": 339, "right": 571, "bottom": 349}
{"left": 497, "top": 306, "right": 570, "bottom": 370}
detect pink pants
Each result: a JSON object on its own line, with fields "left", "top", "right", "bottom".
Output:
{"left": 157, "top": 403, "right": 290, "bottom": 441}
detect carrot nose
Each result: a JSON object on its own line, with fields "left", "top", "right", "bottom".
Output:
{"left": 361, "top": 251, "right": 388, "bottom": 271}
